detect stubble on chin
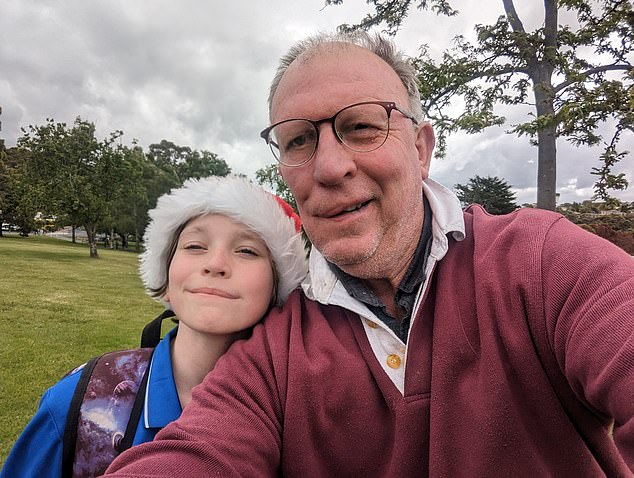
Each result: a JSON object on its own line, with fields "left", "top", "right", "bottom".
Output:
{"left": 318, "top": 230, "right": 382, "bottom": 279}
{"left": 322, "top": 216, "right": 419, "bottom": 285}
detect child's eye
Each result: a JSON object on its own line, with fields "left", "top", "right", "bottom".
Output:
{"left": 237, "top": 247, "right": 258, "bottom": 256}
{"left": 183, "top": 244, "right": 205, "bottom": 250}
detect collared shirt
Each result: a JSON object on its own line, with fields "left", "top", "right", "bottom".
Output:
{"left": 137, "top": 326, "right": 181, "bottom": 441}
{"left": 303, "top": 178, "right": 466, "bottom": 395}
{"left": 331, "top": 196, "right": 433, "bottom": 343}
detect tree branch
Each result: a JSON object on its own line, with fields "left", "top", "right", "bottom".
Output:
{"left": 501, "top": 0, "right": 525, "bottom": 33}
{"left": 554, "top": 64, "right": 634, "bottom": 93}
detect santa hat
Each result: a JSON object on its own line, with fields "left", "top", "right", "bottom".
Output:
{"left": 140, "top": 175, "right": 307, "bottom": 307}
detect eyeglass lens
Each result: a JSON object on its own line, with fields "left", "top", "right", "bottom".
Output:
{"left": 269, "top": 102, "right": 390, "bottom": 166}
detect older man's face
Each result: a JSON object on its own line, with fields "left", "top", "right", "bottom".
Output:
{"left": 273, "top": 44, "right": 434, "bottom": 282}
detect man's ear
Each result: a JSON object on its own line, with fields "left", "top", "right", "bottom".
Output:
{"left": 415, "top": 122, "right": 435, "bottom": 180}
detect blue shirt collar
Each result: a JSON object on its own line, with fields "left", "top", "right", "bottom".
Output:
{"left": 144, "top": 326, "right": 182, "bottom": 429}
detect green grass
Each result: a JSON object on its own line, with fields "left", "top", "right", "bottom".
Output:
{"left": 0, "top": 236, "right": 164, "bottom": 464}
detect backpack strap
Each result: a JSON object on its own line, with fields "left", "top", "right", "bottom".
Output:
{"left": 141, "top": 309, "right": 175, "bottom": 348}
{"left": 116, "top": 346, "right": 154, "bottom": 453}
{"left": 61, "top": 356, "right": 99, "bottom": 478}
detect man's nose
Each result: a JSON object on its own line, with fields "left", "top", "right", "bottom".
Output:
{"left": 312, "top": 124, "right": 358, "bottom": 185}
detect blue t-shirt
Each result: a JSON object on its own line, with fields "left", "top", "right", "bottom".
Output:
{"left": 1, "top": 327, "right": 181, "bottom": 477}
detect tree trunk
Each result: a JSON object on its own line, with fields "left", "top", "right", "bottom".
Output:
{"left": 85, "top": 224, "right": 99, "bottom": 258}
{"left": 72, "top": 225, "right": 76, "bottom": 243}
{"left": 536, "top": 125, "right": 557, "bottom": 211}
{"left": 533, "top": 78, "right": 557, "bottom": 211}
{"left": 134, "top": 203, "right": 141, "bottom": 252}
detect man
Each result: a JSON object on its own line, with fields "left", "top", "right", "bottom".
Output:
{"left": 106, "top": 31, "right": 634, "bottom": 477}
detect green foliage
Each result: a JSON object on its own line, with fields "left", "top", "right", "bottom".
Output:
{"left": 328, "top": 0, "right": 633, "bottom": 211}
{"left": 454, "top": 175, "right": 518, "bottom": 214}
{"left": 255, "top": 163, "right": 297, "bottom": 211}
{"left": 327, "top": 0, "right": 458, "bottom": 35}
{"left": 16, "top": 118, "right": 125, "bottom": 256}
{"left": 146, "top": 139, "right": 231, "bottom": 184}
{"left": 177, "top": 150, "right": 231, "bottom": 180}
{"left": 0, "top": 236, "right": 164, "bottom": 463}
{"left": 591, "top": 132, "right": 629, "bottom": 202}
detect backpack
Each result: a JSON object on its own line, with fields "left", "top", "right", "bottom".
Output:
{"left": 61, "top": 309, "right": 175, "bottom": 478}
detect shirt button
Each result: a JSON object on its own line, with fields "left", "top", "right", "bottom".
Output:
{"left": 386, "top": 354, "right": 402, "bottom": 369}
{"left": 366, "top": 320, "right": 378, "bottom": 329}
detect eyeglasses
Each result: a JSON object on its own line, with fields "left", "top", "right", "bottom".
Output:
{"left": 259, "top": 101, "right": 418, "bottom": 167}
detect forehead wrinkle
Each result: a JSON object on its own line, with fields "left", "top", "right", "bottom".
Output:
{"left": 272, "top": 44, "right": 407, "bottom": 123}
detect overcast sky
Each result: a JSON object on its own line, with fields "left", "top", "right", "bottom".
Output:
{"left": 1, "top": 0, "right": 632, "bottom": 205}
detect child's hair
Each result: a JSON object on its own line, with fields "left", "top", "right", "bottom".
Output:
{"left": 140, "top": 175, "right": 307, "bottom": 308}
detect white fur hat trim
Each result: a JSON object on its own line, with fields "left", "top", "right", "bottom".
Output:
{"left": 140, "top": 175, "right": 307, "bottom": 308}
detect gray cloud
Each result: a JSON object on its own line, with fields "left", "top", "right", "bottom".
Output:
{"left": 1, "top": 0, "right": 631, "bottom": 202}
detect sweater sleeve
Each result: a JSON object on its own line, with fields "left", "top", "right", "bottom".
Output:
{"left": 541, "top": 217, "right": 634, "bottom": 468}
{"left": 104, "top": 298, "right": 292, "bottom": 477}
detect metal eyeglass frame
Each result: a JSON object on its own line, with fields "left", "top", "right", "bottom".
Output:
{"left": 259, "top": 100, "right": 418, "bottom": 167}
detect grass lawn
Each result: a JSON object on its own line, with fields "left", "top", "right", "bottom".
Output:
{"left": 0, "top": 235, "right": 165, "bottom": 464}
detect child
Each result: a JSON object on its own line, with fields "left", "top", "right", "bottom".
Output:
{"left": 1, "top": 175, "right": 308, "bottom": 478}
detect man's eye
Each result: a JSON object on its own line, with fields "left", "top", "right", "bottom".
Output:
{"left": 284, "top": 131, "right": 315, "bottom": 151}
{"left": 286, "top": 134, "right": 307, "bottom": 150}
{"left": 339, "top": 120, "right": 384, "bottom": 144}
{"left": 355, "top": 121, "right": 371, "bottom": 130}
{"left": 341, "top": 121, "right": 377, "bottom": 133}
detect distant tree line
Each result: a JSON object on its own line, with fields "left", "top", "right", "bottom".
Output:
{"left": 451, "top": 174, "right": 633, "bottom": 254}
{"left": 557, "top": 200, "right": 634, "bottom": 255}
{"left": 0, "top": 117, "right": 230, "bottom": 257}
{"left": 2, "top": 117, "right": 631, "bottom": 256}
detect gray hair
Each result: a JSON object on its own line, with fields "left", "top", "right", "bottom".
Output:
{"left": 268, "top": 30, "right": 423, "bottom": 122}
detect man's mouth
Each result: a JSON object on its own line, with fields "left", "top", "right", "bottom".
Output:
{"left": 329, "top": 200, "right": 371, "bottom": 218}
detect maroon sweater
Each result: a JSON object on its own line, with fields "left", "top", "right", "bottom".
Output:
{"left": 106, "top": 207, "right": 634, "bottom": 477}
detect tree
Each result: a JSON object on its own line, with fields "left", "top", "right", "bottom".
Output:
{"left": 17, "top": 118, "right": 124, "bottom": 257}
{"left": 177, "top": 150, "right": 231, "bottom": 180}
{"left": 255, "top": 163, "right": 297, "bottom": 211}
{"left": 1, "top": 147, "right": 43, "bottom": 236}
{"left": 328, "top": 0, "right": 633, "bottom": 210}
{"left": 454, "top": 175, "right": 518, "bottom": 214}
{"left": 147, "top": 139, "right": 231, "bottom": 184}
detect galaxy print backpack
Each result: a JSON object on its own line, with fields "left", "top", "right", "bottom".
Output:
{"left": 61, "top": 310, "right": 174, "bottom": 478}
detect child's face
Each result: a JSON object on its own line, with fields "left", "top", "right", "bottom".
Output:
{"left": 165, "top": 214, "right": 275, "bottom": 336}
